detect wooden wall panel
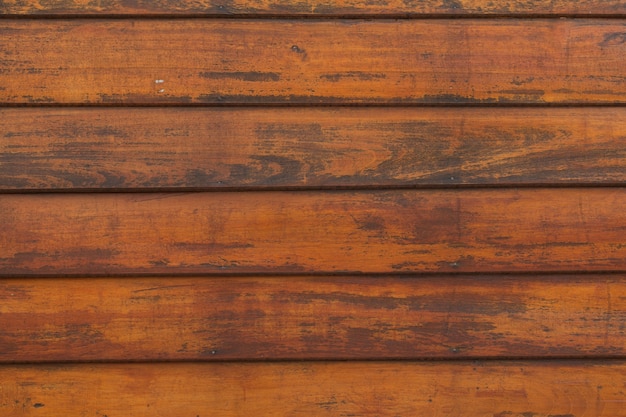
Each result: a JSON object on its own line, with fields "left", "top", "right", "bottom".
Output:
{"left": 3, "top": 0, "right": 625, "bottom": 413}
{"left": 1, "top": 275, "right": 625, "bottom": 362}
{"left": 2, "top": 0, "right": 625, "bottom": 16}
{"left": 3, "top": 189, "right": 626, "bottom": 275}
{"left": 2, "top": 107, "right": 626, "bottom": 191}
{"left": 2, "top": 20, "right": 626, "bottom": 104}
{"left": 2, "top": 361, "right": 626, "bottom": 416}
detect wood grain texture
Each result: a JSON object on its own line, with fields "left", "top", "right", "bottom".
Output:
{"left": 2, "top": 19, "right": 626, "bottom": 104}
{"left": 2, "top": 361, "right": 626, "bottom": 416}
{"left": 1, "top": 275, "right": 625, "bottom": 361}
{"left": 3, "top": 107, "right": 626, "bottom": 190}
{"left": 3, "top": 189, "right": 626, "bottom": 275}
{"left": 2, "top": 0, "right": 625, "bottom": 15}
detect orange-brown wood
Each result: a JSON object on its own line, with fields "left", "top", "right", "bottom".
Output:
{"left": 3, "top": 0, "right": 625, "bottom": 411}
{"left": 3, "top": 107, "right": 626, "bottom": 190}
{"left": 1, "top": 275, "right": 625, "bottom": 362}
{"left": 2, "top": 0, "right": 625, "bottom": 15}
{"left": 3, "top": 189, "right": 626, "bottom": 275}
{"left": 2, "top": 19, "right": 626, "bottom": 104}
{"left": 2, "top": 361, "right": 626, "bottom": 416}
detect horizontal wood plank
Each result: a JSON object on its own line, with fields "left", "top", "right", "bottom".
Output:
{"left": 3, "top": 107, "right": 626, "bottom": 190}
{"left": 1, "top": 275, "right": 625, "bottom": 361}
{"left": 3, "top": 189, "right": 626, "bottom": 275}
{"left": 2, "top": 361, "right": 626, "bottom": 416}
{"left": 2, "top": 20, "right": 626, "bottom": 104}
{"left": 2, "top": 0, "right": 625, "bottom": 16}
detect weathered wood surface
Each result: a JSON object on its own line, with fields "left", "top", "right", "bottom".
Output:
{"left": 2, "top": 0, "right": 625, "bottom": 15}
{"left": 2, "top": 361, "right": 626, "bottom": 416}
{"left": 1, "top": 275, "right": 625, "bottom": 362}
{"left": 3, "top": 107, "right": 626, "bottom": 190}
{"left": 2, "top": 20, "right": 626, "bottom": 104}
{"left": 3, "top": 189, "right": 626, "bottom": 275}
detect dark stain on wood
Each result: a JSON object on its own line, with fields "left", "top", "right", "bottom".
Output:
{"left": 599, "top": 32, "right": 626, "bottom": 46}
{"left": 198, "top": 71, "right": 281, "bottom": 81}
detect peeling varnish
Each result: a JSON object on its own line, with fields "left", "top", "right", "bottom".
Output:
{"left": 155, "top": 79, "right": 165, "bottom": 93}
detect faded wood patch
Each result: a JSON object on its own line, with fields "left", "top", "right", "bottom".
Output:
{"left": 2, "top": 361, "right": 626, "bottom": 416}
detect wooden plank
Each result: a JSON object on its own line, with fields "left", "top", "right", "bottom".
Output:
{"left": 2, "top": 361, "right": 626, "bottom": 416}
{"left": 2, "top": 20, "right": 626, "bottom": 105}
{"left": 1, "top": 275, "right": 625, "bottom": 361}
{"left": 3, "top": 107, "right": 626, "bottom": 190}
{"left": 3, "top": 189, "right": 626, "bottom": 275}
{"left": 2, "top": 0, "right": 625, "bottom": 16}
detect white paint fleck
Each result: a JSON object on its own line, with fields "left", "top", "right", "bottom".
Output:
{"left": 155, "top": 79, "right": 164, "bottom": 84}
{"left": 158, "top": 89, "right": 165, "bottom": 93}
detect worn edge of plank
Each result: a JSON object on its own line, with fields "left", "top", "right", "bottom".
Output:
{"left": 1, "top": 0, "right": 625, "bottom": 16}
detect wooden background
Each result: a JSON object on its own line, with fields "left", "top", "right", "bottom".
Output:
{"left": 2, "top": 1, "right": 626, "bottom": 415}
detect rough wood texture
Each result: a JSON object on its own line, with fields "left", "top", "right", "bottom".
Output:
{"left": 3, "top": 189, "right": 626, "bottom": 276}
{"left": 3, "top": 107, "right": 626, "bottom": 190}
{"left": 1, "top": 275, "right": 625, "bottom": 362}
{"left": 3, "top": 0, "right": 626, "bottom": 413}
{"left": 2, "top": 0, "right": 625, "bottom": 15}
{"left": 2, "top": 361, "right": 626, "bottom": 416}
{"left": 2, "top": 20, "right": 626, "bottom": 105}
